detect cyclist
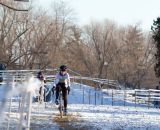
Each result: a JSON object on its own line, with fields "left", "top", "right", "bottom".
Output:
{"left": 53, "top": 65, "right": 70, "bottom": 113}
{"left": 37, "top": 71, "right": 46, "bottom": 102}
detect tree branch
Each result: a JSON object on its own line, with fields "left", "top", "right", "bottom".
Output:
{"left": 0, "top": 2, "right": 29, "bottom": 12}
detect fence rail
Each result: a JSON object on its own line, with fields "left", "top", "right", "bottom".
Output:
{"left": 0, "top": 69, "right": 160, "bottom": 130}
{"left": 79, "top": 87, "right": 160, "bottom": 108}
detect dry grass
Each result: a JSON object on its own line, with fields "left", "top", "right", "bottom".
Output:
{"left": 53, "top": 112, "right": 80, "bottom": 122}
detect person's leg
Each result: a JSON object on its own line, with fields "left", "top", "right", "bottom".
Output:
{"left": 39, "top": 86, "right": 42, "bottom": 95}
{"left": 39, "top": 86, "right": 43, "bottom": 102}
{"left": 62, "top": 85, "right": 68, "bottom": 110}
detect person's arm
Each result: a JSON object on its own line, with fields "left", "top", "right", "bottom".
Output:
{"left": 54, "top": 73, "right": 59, "bottom": 86}
{"left": 67, "top": 73, "right": 71, "bottom": 87}
{"left": 66, "top": 73, "right": 71, "bottom": 94}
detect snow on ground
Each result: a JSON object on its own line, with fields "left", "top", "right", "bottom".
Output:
{"left": 68, "top": 104, "right": 160, "bottom": 130}
{"left": 0, "top": 82, "right": 160, "bottom": 130}
{"left": 67, "top": 83, "right": 160, "bottom": 130}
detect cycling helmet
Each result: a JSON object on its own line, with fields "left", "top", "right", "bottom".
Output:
{"left": 59, "top": 65, "right": 67, "bottom": 71}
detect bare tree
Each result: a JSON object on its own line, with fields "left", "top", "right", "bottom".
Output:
{"left": 0, "top": 0, "right": 29, "bottom": 68}
{"left": 82, "top": 20, "right": 118, "bottom": 78}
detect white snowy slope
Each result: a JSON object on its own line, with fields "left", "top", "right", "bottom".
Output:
{"left": 67, "top": 83, "right": 160, "bottom": 130}
{"left": 0, "top": 82, "right": 160, "bottom": 130}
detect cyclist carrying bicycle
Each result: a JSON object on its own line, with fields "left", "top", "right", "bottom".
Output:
{"left": 53, "top": 65, "right": 70, "bottom": 114}
{"left": 37, "top": 71, "right": 46, "bottom": 103}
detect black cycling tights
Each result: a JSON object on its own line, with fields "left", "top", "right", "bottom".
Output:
{"left": 56, "top": 83, "right": 68, "bottom": 108}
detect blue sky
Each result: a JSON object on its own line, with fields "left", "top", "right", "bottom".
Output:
{"left": 34, "top": 0, "right": 160, "bottom": 30}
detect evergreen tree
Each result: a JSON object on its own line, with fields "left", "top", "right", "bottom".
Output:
{"left": 151, "top": 17, "right": 160, "bottom": 77}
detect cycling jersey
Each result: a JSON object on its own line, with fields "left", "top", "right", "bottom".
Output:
{"left": 54, "top": 72, "right": 70, "bottom": 88}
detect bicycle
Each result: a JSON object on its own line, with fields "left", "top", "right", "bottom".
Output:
{"left": 53, "top": 85, "right": 69, "bottom": 118}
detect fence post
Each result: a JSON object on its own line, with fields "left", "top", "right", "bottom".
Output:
{"left": 101, "top": 91, "right": 103, "bottom": 105}
{"left": 89, "top": 89, "right": 91, "bottom": 104}
{"left": 7, "top": 98, "right": 12, "bottom": 130}
{"left": 17, "top": 94, "right": 26, "bottom": 130}
{"left": 148, "top": 90, "right": 150, "bottom": 109}
{"left": 26, "top": 92, "right": 32, "bottom": 130}
{"left": 95, "top": 91, "right": 97, "bottom": 105}
{"left": 112, "top": 89, "right": 113, "bottom": 106}
{"left": 80, "top": 76, "right": 82, "bottom": 89}
{"left": 135, "top": 90, "right": 136, "bottom": 108}
{"left": 124, "top": 90, "right": 126, "bottom": 107}
{"left": 83, "top": 86, "right": 85, "bottom": 104}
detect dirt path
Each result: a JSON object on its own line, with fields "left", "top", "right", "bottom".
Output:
{"left": 53, "top": 112, "right": 97, "bottom": 130}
